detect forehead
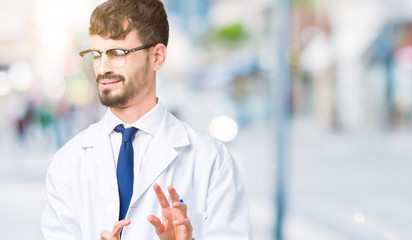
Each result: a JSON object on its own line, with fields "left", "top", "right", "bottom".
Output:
{"left": 90, "top": 28, "right": 141, "bottom": 49}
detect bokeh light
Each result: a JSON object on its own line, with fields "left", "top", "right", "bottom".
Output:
{"left": 65, "top": 72, "right": 93, "bottom": 105}
{"left": 0, "top": 71, "right": 12, "bottom": 96}
{"left": 209, "top": 116, "right": 239, "bottom": 142}
{"left": 8, "top": 61, "right": 33, "bottom": 92}
{"left": 42, "top": 70, "right": 66, "bottom": 100}
{"left": 353, "top": 212, "right": 365, "bottom": 224}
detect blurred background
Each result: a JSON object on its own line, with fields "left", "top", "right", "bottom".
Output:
{"left": 1, "top": 0, "right": 412, "bottom": 239}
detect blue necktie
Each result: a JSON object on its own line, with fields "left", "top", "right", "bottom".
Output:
{"left": 114, "top": 124, "right": 138, "bottom": 220}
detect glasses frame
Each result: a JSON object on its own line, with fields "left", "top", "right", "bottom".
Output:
{"left": 79, "top": 43, "right": 157, "bottom": 69}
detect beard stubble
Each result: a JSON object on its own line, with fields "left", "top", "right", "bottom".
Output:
{"left": 97, "top": 57, "right": 149, "bottom": 108}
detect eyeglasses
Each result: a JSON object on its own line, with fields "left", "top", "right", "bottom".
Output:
{"left": 79, "top": 43, "right": 156, "bottom": 69}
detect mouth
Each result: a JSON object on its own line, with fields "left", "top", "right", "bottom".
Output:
{"left": 98, "top": 79, "right": 122, "bottom": 89}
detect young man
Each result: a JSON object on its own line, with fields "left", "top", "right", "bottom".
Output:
{"left": 39, "top": 0, "right": 252, "bottom": 239}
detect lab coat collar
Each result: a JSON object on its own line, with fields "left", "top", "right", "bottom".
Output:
{"left": 79, "top": 102, "right": 190, "bottom": 194}
{"left": 102, "top": 99, "right": 164, "bottom": 137}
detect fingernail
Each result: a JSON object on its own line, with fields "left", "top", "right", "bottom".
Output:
{"left": 180, "top": 199, "right": 184, "bottom": 203}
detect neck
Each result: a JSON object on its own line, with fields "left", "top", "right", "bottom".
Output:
{"left": 110, "top": 96, "right": 157, "bottom": 124}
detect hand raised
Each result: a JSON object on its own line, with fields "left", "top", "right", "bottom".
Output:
{"left": 147, "top": 184, "right": 193, "bottom": 240}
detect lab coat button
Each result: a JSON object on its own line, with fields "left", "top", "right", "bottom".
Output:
{"left": 107, "top": 204, "right": 116, "bottom": 213}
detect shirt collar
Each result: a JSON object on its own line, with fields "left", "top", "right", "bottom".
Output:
{"left": 103, "top": 100, "right": 165, "bottom": 137}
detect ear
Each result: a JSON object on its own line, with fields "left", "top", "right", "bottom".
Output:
{"left": 151, "top": 43, "right": 167, "bottom": 71}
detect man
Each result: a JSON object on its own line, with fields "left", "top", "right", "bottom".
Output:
{"left": 39, "top": 0, "right": 252, "bottom": 239}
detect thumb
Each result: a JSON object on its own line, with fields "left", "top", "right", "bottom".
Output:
{"left": 147, "top": 215, "right": 165, "bottom": 235}
{"left": 112, "top": 220, "right": 131, "bottom": 239}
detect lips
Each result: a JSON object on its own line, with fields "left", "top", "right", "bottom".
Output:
{"left": 98, "top": 79, "right": 122, "bottom": 88}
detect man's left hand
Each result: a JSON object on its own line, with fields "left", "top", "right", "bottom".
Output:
{"left": 147, "top": 183, "right": 193, "bottom": 240}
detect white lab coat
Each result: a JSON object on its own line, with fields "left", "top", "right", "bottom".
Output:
{"left": 39, "top": 109, "right": 252, "bottom": 239}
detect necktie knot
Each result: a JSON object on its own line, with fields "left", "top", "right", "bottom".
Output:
{"left": 114, "top": 124, "right": 139, "bottom": 143}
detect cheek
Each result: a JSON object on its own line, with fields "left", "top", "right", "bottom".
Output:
{"left": 121, "top": 69, "right": 134, "bottom": 82}
{"left": 120, "top": 56, "right": 150, "bottom": 81}
{"left": 130, "top": 65, "right": 148, "bottom": 80}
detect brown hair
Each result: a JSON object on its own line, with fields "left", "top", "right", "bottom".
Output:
{"left": 89, "top": 0, "right": 169, "bottom": 46}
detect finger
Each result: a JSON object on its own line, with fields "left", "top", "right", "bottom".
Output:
{"left": 173, "top": 218, "right": 193, "bottom": 233}
{"left": 112, "top": 220, "right": 130, "bottom": 236}
{"left": 153, "top": 183, "right": 170, "bottom": 208}
{"left": 167, "top": 185, "right": 180, "bottom": 203}
{"left": 172, "top": 201, "right": 188, "bottom": 218}
{"left": 147, "top": 214, "right": 165, "bottom": 235}
{"left": 100, "top": 230, "right": 116, "bottom": 240}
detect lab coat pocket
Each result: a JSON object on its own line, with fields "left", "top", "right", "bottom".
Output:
{"left": 187, "top": 211, "right": 206, "bottom": 240}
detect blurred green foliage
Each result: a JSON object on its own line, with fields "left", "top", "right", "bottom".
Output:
{"left": 215, "top": 23, "right": 248, "bottom": 42}
{"left": 202, "top": 23, "right": 248, "bottom": 48}
{"left": 291, "top": 0, "right": 319, "bottom": 6}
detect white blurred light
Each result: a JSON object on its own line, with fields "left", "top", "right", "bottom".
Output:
{"left": 44, "top": 81, "right": 66, "bottom": 100}
{"left": 209, "top": 116, "right": 238, "bottom": 142}
{"left": 43, "top": 70, "right": 66, "bottom": 100}
{"left": 8, "top": 61, "right": 33, "bottom": 92}
{"left": 300, "top": 27, "right": 333, "bottom": 72}
{"left": 0, "top": 71, "right": 13, "bottom": 96}
{"left": 42, "top": 27, "right": 69, "bottom": 59}
{"left": 353, "top": 212, "right": 365, "bottom": 223}
{"left": 383, "top": 231, "right": 399, "bottom": 240}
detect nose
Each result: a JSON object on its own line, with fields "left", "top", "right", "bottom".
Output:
{"left": 96, "top": 54, "right": 114, "bottom": 76}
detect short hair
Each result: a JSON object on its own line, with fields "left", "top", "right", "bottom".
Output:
{"left": 89, "top": 0, "right": 169, "bottom": 47}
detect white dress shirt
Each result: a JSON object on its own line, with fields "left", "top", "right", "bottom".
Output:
{"left": 104, "top": 101, "right": 164, "bottom": 181}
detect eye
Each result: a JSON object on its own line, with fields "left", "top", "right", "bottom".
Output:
{"left": 107, "top": 49, "right": 126, "bottom": 58}
{"left": 91, "top": 51, "right": 102, "bottom": 59}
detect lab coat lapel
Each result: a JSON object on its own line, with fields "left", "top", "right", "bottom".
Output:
{"left": 82, "top": 122, "right": 118, "bottom": 191}
{"left": 90, "top": 136, "right": 118, "bottom": 191}
{"left": 130, "top": 112, "right": 190, "bottom": 206}
{"left": 131, "top": 136, "right": 177, "bottom": 204}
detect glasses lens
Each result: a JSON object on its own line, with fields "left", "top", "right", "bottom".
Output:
{"left": 82, "top": 51, "right": 101, "bottom": 69}
{"left": 107, "top": 49, "right": 127, "bottom": 68}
